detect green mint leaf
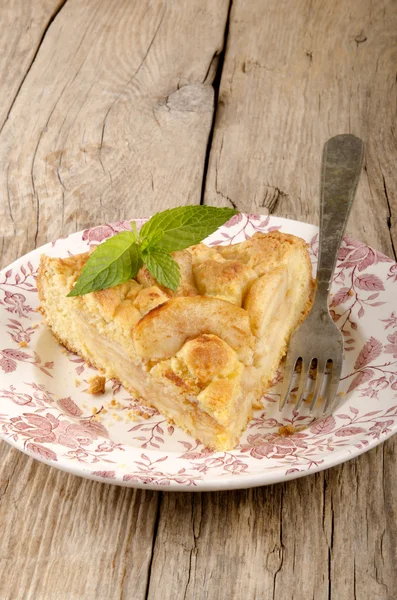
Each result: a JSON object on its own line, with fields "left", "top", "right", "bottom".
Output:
{"left": 140, "top": 228, "right": 164, "bottom": 252}
{"left": 68, "top": 206, "right": 239, "bottom": 296}
{"left": 140, "top": 205, "right": 237, "bottom": 252}
{"left": 67, "top": 232, "right": 142, "bottom": 296}
{"left": 143, "top": 248, "right": 181, "bottom": 292}
{"left": 130, "top": 221, "right": 140, "bottom": 242}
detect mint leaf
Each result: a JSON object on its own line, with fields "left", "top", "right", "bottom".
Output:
{"left": 130, "top": 221, "right": 140, "bottom": 242}
{"left": 140, "top": 206, "right": 237, "bottom": 252}
{"left": 140, "top": 228, "right": 164, "bottom": 251}
{"left": 68, "top": 206, "right": 240, "bottom": 296}
{"left": 67, "top": 232, "right": 142, "bottom": 296}
{"left": 143, "top": 248, "right": 181, "bottom": 292}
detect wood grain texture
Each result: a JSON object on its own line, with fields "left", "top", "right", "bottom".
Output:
{"left": 0, "top": 0, "right": 230, "bottom": 598}
{"left": 204, "top": 0, "right": 397, "bottom": 259}
{"left": 0, "top": 0, "right": 230, "bottom": 267}
{"left": 0, "top": 0, "right": 66, "bottom": 132}
{"left": 1, "top": 0, "right": 397, "bottom": 599}
{"left": 146, "top": 443, "right": 397, "bottom": 600}
{"left": 0, "top": 444, "right": 159, "bottom": 600}
{"left": 196, "top": 0, "right": 396, "bottom": 597}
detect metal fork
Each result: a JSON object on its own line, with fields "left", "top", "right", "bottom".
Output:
{"left": 280, "top": 134, "right": 364, "bottom": 414}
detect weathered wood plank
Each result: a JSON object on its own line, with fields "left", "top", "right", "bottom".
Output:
{"left": 0, "top": 1, "right": 230, "bottom": 598}
{"left": 146, "top": 444, "right": 397, "bottom": 600}
{"left": 324, "top": 443, "right": 397, "bottom": 600}
{"left": 145, "top": 1, "right": 396, "bottom": 598}
{"left": 147, "top": 483, "right": 330, "bottom": 600}
{"left": 0, "top": 444, "right": 159, "bottom": 600}
{"left": 0, "top": 0, "right": 66, "bottom": 132}
{"left": 205, "top": 0, "right": 397, "bottom": 258}
{"left": 0, "top": 0, "right": 230, "bottom": 268}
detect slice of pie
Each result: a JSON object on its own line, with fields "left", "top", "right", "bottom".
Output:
{"left": 37, "top": 231, "right": 313, "bottom": 450}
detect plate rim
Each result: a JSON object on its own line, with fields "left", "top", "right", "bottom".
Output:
{"left": 2, "top": 419, "right": 396, "bottom": 491}
{"left": 1, "top": 214, "right": 396, "bottom": 491}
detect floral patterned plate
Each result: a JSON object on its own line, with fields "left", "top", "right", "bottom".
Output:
{"left": 1, "top": 215, "right": 397, "bottom": 491}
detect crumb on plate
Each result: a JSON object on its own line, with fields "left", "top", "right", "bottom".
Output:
{"left": 86, "top": 375, "right": 106, "bottom": 395}
{"left": 139, "top": 411, "right": 151, "bottom": 420}
{"left": 278, "top": 424, "right": 307, "bottom": 436}
{"left": 105, "top": 398, "right": 123, "bottom": 410}
{"left": 278, "top": 424, "right": 296, "bottom": 436}
{"left": 126, "top": 410, "right": 139, "bottom": 422}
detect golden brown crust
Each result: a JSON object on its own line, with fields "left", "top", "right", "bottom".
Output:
{"left": 177, "top": 334, "right": 237, "bottom": 386}
{"left": 217, "top": 230, "right": 309, "bottom": 275}
{"left": 37, "top": 230, "right": 314, "bottom": 450}
{"left": 39, "top": 231, "right": 312, "bottom": 337}
{"left": 132, "top": 285, "right": 170, "bottom": 316}
{"left": 89, "top": 282, "right": 138, "bottom": 321}
{"left": 194, "top": 259, "right": 257, "bottom": 306}
{"left": 132, "top": 296, "right": 254, "bottom": 362}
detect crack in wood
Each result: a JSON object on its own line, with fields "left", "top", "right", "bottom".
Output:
{"left": 0, "top": 0, "right": 68, "bottom": 136}
{"left": 381, "top": 173, "right": 396, "bottom": 259}
{"left": 183, "top": 497, "right": 198, "bottom": 600}
{"left": 202, "top": 50, "right": 221, "bottom": 86}
{"left": 200, "top": 0, "right": 233, "bottom": 206}
{"left": 353, "top": 558, "right": 357, "bottom": 600}
{"left": 322, "top": 474, "right": 327, "bottom": 530}
{"left": 31, "top": 130, "right": 45, "bottom": 247}
{"left": 118, "top": 494, "right": 140, "bottom": 600}
{"left": 260, "top": 186, "right": 288, "bottom": 213}
{"left": 144, "top": 493, "right": 162, "bottom": 600}
{"left": 0, "top": 478, "right": 11, "bottom": 502}
{"left": 0, "top": 458, "right": 19, "bottom": 505}
{"left": 327, "top": 493, "right": 335, "bottom": 600}
{"left": 271, "top": 487, "right": 285, "bottom": 600}
{"left": 56, "top": 156, "right": 66, "bottom": 191}
{"left": 355, "top": 32, "right": 367, "bottom": 46}
{"left": 6, "top": 164, "right": 16, "bottom": 234}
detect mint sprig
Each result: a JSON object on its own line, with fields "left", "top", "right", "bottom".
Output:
{"left": 68, "top": 232, "right": 143, "bottom": 297}
{"left": 140, "top": 205, "right": 237, "bottom": 252}
{"left": 68, "top": 206, "right": 237, "bottom": 296}
{"left": 142, "top": 247, "right": 181, "bottom": 291}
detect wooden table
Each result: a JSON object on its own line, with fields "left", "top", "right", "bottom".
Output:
{"left": 1, "top": 1, "right": 396, "bottom": 598}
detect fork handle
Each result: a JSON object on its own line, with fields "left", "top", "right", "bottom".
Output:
{"left": 316, "top": 134, "right": 364, "bottom": 301}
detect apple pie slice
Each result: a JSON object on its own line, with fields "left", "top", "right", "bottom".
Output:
{"left": 37, "top": 231, "right": 313, "bottom": 450}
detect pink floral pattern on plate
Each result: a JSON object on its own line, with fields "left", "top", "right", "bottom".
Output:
{"left": 0, "top": 215, "right": 396, "bottom": 491}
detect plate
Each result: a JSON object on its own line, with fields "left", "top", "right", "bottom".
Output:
{"left": 1, "top": 214, "right": 397, "bottom": 491}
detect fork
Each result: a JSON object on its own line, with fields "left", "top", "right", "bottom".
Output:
{"left": 280, "top": 134, "right": 364, "bottom": 415}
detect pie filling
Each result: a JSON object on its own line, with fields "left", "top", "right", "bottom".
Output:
{"left": 37, "top": 231, "right": 313, "bottom": 450}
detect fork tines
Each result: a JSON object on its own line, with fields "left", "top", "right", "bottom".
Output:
{"left": 280, "top": 352, "right": 343, "bottom": 415}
